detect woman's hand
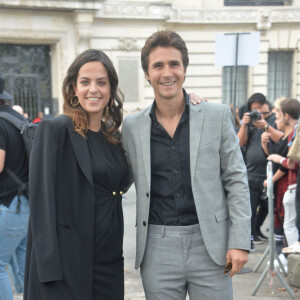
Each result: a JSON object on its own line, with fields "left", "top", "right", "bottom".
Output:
{"left": 263, "top": 179, "right": 268, "bottom": 188}
{"left": 267, "top": 154, "right": 283, "bottom": 164}
{"left": 189, "top": 93, "right": 206, "bottom": 105}
{"left": 261, "top": 132, "right": 270, "bottom": 144}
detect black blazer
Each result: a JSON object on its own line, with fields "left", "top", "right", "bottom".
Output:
{"left": 24, "top": 115, "right": 130, "bottom": 300}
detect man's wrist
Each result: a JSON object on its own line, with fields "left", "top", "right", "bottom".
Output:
{"left": 264, "top": 124, "right": 269, "bottom": 132}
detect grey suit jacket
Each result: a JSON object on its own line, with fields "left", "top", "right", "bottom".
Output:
{"left": 122, "top": 101, "right": 251, "bottom": 269}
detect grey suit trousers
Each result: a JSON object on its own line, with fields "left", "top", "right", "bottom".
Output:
{"left": 140, "top": 224, "right": 233, "bottom": 300}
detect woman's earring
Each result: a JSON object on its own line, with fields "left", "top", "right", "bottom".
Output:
{"left": 70, "top": 95, "right": 80, "bottom": 106}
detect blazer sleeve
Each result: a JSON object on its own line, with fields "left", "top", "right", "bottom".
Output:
{"left": 220, "top": 106, "right": 251, "bottom": 251}
{"left": 121, "top": 118, "right": 133, "bottom": 191}
{"left": 29, "top": 119, "right": 62, "bottom": 282}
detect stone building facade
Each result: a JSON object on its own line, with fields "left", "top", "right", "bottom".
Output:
{"left": 0, "top": 0, "right": 299, "bottom": 117}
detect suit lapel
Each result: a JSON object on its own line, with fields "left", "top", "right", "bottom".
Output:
{"left": 66, "top": 121, "right": 93, "bottom": 186}
{"left": 139, "top": 108, "right": 152, "bottom": 189}
{"left": 189, "top": 104, "right": 204, "bottom": 185}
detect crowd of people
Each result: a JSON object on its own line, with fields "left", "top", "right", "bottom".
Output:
{"left": 236, "top": 94, "right": 300, "bottom": 256}
{"left": 0, "top": 29, "right": 299, "bottom": 300}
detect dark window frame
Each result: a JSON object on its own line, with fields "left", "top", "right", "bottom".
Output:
{"left": 267, "top": 50, "right": 293, "bottom": 103}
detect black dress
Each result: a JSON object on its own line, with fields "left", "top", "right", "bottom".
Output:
{"left": 86, "top": 129, "right": 129, "bottom": 300}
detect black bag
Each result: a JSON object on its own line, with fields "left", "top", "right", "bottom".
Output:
{"left": 0, "top": 112, "right": 37, "bottom": 161}
{"left": 0, "top": 111, "right": 38, "bottom": 207}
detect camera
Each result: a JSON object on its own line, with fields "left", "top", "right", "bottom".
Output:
{"left": 248, "top": 110, "right": 261, "bottom": 122}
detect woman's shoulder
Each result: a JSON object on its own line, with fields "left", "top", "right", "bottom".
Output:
{"left": 40, "top": 115, "right": 71, "bottom": 127}
{"left": 38, "top": 115, "right": 72, "bottom": 135}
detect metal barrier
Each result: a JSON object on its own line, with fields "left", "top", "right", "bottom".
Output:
{"left": 251, "top": 161, "right": 296, "bottom": 299}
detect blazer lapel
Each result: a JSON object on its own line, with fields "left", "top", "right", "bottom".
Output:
{"left": 189, "top": 104, "right": 204, "bottom": 186}
{"left": 139, "top": 108, "right": 152, "bottom": 189}
{"left": 66, "top": 121, "right": 93, "bottom": 186}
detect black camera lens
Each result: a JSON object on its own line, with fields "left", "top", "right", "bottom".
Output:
{"left": 248, "top": 110, "right": 261, "bottom": 122}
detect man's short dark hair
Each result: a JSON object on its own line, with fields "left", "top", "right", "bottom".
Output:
{"left": 238, "top": 103, "right": 248, "bottom": 120}
{"left": 141, "top": 30, "right": 189, "bottom": 75}
{"left": 247, "top": 93, "right": 267, "bottom": 111}
{"left": 280, "top": 98, "right": 300, "bottom": 120}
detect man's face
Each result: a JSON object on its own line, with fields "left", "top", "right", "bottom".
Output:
{"left": 260, "top": 103, "right": 270, "bottom": 120}
{"left": 250, "top": 102, "right": 263, "bottom": 112}
{"left": 145, "top": 46, "right": 186, "bottom": 102}
{"left": 276, "top": 110, "right": 289, "bottom": 130}
{"left": 250, "top": 102, "right": 270, "bottom": 120}
{"left": 275, "top": 110, "right": 285, "bottom": 131}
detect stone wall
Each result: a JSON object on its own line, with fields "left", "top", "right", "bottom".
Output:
{"left": 0, "top": 0, "right": 299, "bottom": 114}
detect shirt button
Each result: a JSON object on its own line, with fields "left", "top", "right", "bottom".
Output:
{"left": 143, "top": 221, "right": 147, "bottom": 226}
{"left": 172, "top": 146, "right": 176, "bottom": 150}
{"left": 174, "top": 170, "right": 178, "bottom": 174}
{"left": 146, "top": 192, "right": 149, "bottom": 198}
{"left": 176, "top": 194, "right": 180, "bottom": 197}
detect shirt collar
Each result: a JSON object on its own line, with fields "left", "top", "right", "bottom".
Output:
{"left": 149, "top": 88, "right": 189, "bottom": 121}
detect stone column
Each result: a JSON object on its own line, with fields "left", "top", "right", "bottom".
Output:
{"left": 74, "top": 10, "right": 94, "bottom": 55}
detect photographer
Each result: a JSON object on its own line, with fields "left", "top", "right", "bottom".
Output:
{"left": 237, "top": 93, "right": 280, "bottom": 250}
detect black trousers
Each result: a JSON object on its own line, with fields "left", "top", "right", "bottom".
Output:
{"left": 248, "top": 176, "right": 267, "bottom": 237}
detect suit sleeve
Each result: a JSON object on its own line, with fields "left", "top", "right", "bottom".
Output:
{"left": 29, "top": 120, "right": 62, "bottom": 282}
{"left": 220, "top": 106, "right": 251, "bottom": 251}
{"left": 121, "top": 118, "right": 133, "bottom": 192}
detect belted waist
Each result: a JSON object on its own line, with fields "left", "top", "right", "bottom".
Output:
{"left": 94, "top": 185, "right": 124, "bottom": 196}
{"left": 148, "top": 224, "right": 201, "bottom": 236}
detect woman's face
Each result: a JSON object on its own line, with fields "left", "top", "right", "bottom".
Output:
{"left": 73, "top": 61, "right": 111, "bottom": 119}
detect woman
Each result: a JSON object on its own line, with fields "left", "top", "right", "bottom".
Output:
{"left": 24, "top": 49, "right": 132, "bottom": 300}
{"left": 261, "top": 100, "right": 291, "bottom": 249}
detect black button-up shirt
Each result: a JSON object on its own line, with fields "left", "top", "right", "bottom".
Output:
{"left": 149, "top": 90, "right": 198, "bottom": 226}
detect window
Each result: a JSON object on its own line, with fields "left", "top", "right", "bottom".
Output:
{"left": 222, "top": 66, "right": 248, "bottom": 108}
{"left": 224, "top": 0, "right": 292, "bottom": 6}
{"left": 118, "top": 59, "right": 139, "bottom": 103}
{"left": 267, "top": 51, "right": 293, "bottom": 103}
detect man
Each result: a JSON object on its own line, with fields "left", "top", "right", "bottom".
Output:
{"left": 122, "top": 30, "right": 251, "bottom": 300}
{"left": 0, "top": 74, "right": 29, "bottom": 299}
{"left": 237, "top": 94, "right": 281, "bottom": 248}
{"left": 268, "top": 98, "right": 300, "bottom": 251}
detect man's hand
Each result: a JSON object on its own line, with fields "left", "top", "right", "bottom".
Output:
{"left": 252, "top": 118, "right": 267, "bottom": 129}
{"left": 267, "top": 154, "right": 283, "bottom": 164}
{"left": 225, "top": 249, "right": 248, "bottom": 277}
{"left": 241, "top": 113, "right": 250, "bottom": 126}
